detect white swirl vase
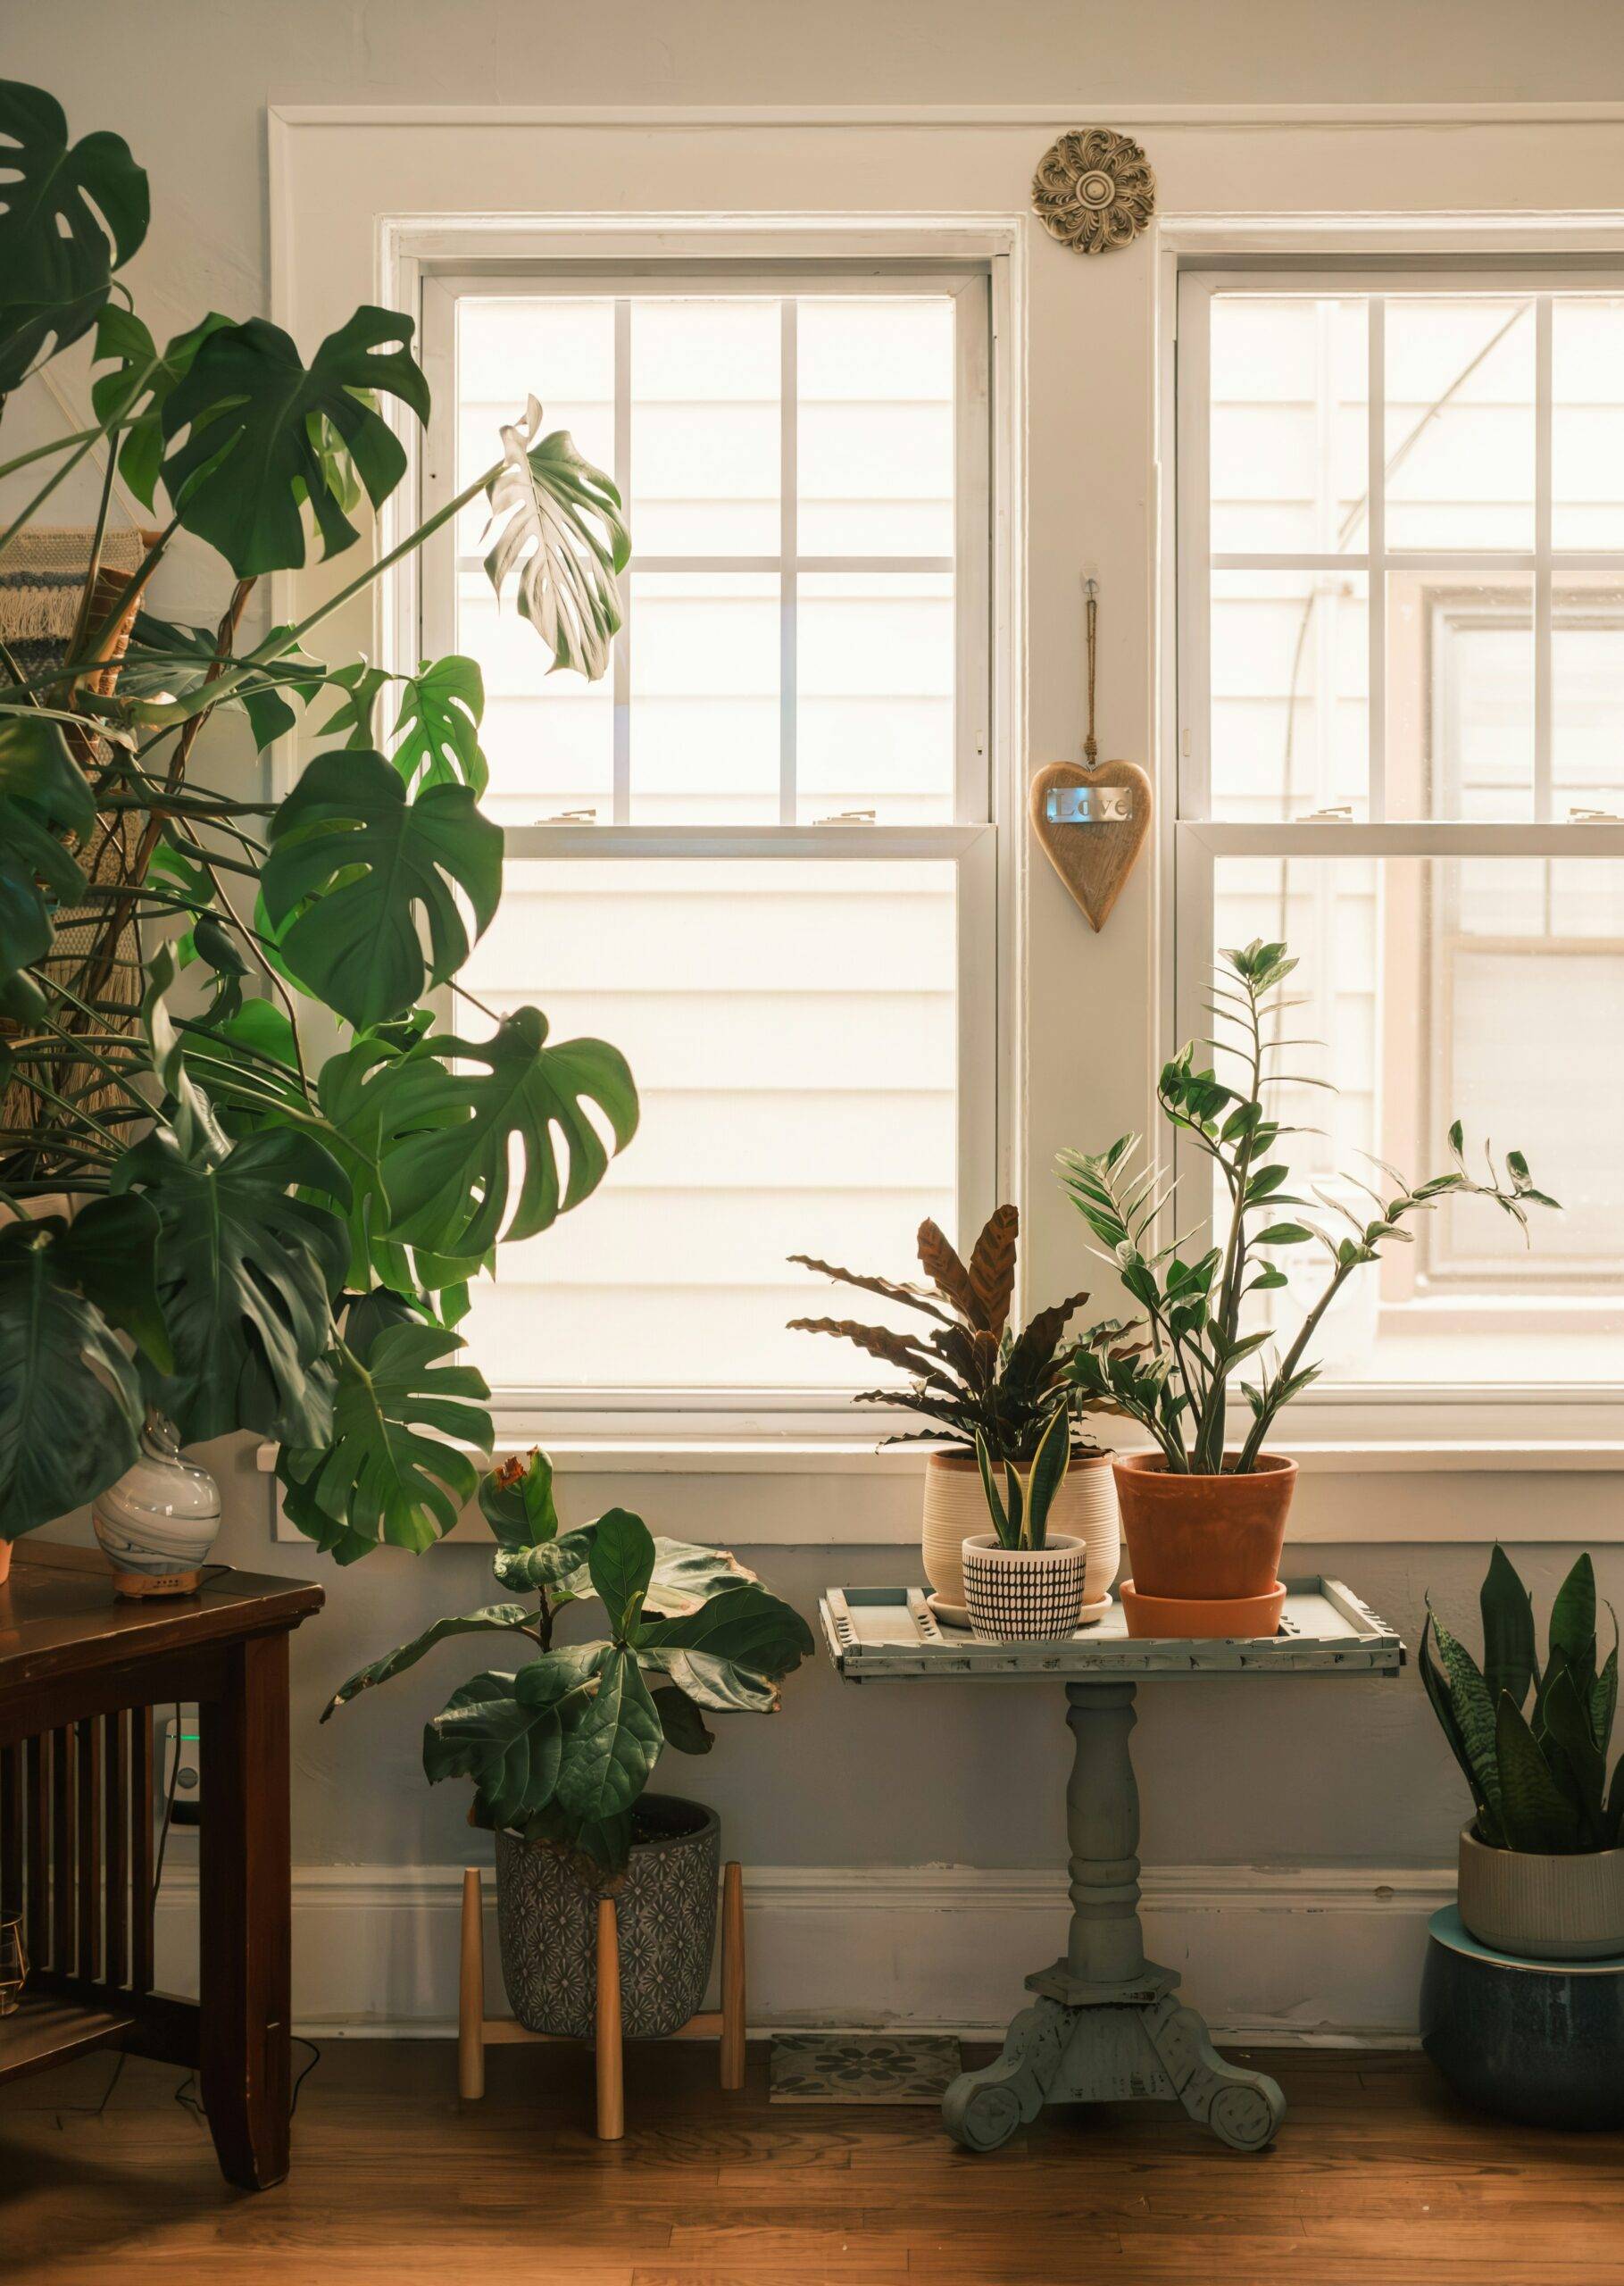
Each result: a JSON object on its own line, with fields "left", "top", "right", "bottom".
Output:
{"left": 93, "top": 1414, "right": 221, "bottom": 1598}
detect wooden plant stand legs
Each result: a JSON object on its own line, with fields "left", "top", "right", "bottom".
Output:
{"left": 459, "top": 1859, "right": 747, "bottom": 2140}
{"left": 943, "top": 1681, "right": 1287, "bottom": 2156}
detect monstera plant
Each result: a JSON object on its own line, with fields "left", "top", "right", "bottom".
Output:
{"left": 0, "top": 79, "right": 637, "bottom": 1559}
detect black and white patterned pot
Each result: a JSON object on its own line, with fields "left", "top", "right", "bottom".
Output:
{"left": 961, "top": 1532, "right": 1088, "bottom": 1641}
{"left": 494, "top": 1795, "right": 720, "bottom": 2039}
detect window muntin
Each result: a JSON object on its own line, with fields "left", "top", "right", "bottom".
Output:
{"left": 1181, "top": 274, "right": 1624, "bottom": 1395}
{"left": 423, "top": 271, "right": 995, "bottom": 1415}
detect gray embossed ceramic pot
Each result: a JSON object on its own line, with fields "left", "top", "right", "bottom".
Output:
{"left": 494, "top": 1795, "right": 720, "bottom": 2038}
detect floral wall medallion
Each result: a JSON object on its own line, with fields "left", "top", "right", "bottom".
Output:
{"left": 1031, "top": 129, "right": 1156, "bottom": 255}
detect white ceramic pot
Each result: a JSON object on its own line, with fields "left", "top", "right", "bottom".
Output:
{"left": 93, "top": 1414, "right": 221, "bottom": 1598}
{"left": 962, "top": 1533, "right": 1089, "bottom": 1642}
{"left": 921, "top": 1448, "right": 1120, "bottom": 1608}
{"left": 1457, "top": 1824, "right": 1624, "bottom": 1962}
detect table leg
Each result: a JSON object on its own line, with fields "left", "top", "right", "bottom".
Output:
{"left": 198, "top": 1631, "right": 293, "bottom": 2190}
{"left": 943, "top": 1680, "right": 1286, "bottom": 2154}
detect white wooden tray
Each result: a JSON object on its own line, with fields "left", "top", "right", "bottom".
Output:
{"left": 820, "top": 1577, "right": 1403, "bottom": 1681}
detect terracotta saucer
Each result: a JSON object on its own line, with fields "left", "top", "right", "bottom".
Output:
{"left": 1119, "top": 1577, "right": 1287, "bottom": 1641}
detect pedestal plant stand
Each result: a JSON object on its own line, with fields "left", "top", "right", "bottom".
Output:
{"left": 943, "top": 1681, "right": 1282, "bottom": 2151}
{"left": 819, "top": 1579, "right": 1404, "bottom": 2154}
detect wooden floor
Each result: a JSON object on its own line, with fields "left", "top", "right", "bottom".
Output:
{"left": 3, "top": 2037, "right": 1622, "bottom": 2283}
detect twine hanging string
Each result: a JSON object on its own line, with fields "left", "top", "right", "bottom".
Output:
{"left": 1082, "top": 576, "right": 1099, "bottom": 769}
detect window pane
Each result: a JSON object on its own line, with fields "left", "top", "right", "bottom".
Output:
{"left": 1209, "top": 296, "right": 1368, "bottom": 555}
{"left": 455, "top": 859, "right": 958, "bottom": 1393}
{"left": 1208, "top": 570, "right": 1368, "bottom": 820}
{"left": 798, "top": 571, "right": 955, "bottom": 822}
{"left": 631, "top": 299, "right": 780, "bottom": 555}
{"left": 1206, "top": 855, "right": 1624, "bottom": 1387}
{"left": 798, "top": 298, "right": 955, "bottom": 556}
{"left": 1384, "top": 297, "right": 1534, "bottom": 550}
{"left": 1553, "top": 298, "right": 1624, "bottom": 548}
{"left": 455, "top": 572, "right": 612, "bottom": 825}
{"left": 1553, "top": 578, "right": 1624, "bottom": 819}
{"left": 1387, "top": 573, "right": 1534, "bottom": 820}
{"left": 629, "top": 570, "right": 779, "bottom": 822}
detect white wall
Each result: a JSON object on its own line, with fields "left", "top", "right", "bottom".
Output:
{"left": 8, "top": 3, "right": 1624, "bottom": 2035}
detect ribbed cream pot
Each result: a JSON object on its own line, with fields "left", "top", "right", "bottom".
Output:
{"left": 920, "top": 1448, "right": 1119, "bottom": 1608}
{"left": 1457, "top": 1826, "right": 1624, "bottom": 1962}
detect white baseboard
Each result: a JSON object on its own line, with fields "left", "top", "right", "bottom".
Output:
{"left": 151, "top": 1858, "right": 1450, "bottom": 2047}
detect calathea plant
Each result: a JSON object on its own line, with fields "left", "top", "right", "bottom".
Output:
{"left": 788, "top": 1204, "right": 1115, "bottom": 1460}
{"left": 1061, "top": 939, "right": 1555, "bottom": 1473}
{"left": 0, "top": 79, "right": 637, "bottom": 1557}
{"left": 323, "top": 1449, "right": 812, "bottom": 1873}
{"left": 1424, "top": 1548, "right": 1622, "bottom": 1855}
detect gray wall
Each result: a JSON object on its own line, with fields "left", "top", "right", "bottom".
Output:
{"left": 8, "top": 2, "right": 1623, "bottom": 1881}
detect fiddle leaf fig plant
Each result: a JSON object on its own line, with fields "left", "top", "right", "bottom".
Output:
{"left": 0, "top": 77, "right": 637, "bottom": 1555}
{"left": 323, "top": 1448, "right": 813, "bottom": 1874}
{"left": 1422, "top": 1548, "right": 1622, "bottom": 1854}
{"left": 1061, "top": 939, "right": 1557, "bottom": 1473}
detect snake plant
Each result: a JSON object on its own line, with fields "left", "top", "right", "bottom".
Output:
{"left": 1422, "top": 1548, "right": 1622, "bottom": 1854}
{"left": 972, "top": 1406, "right": 1071, "bottom": 1550}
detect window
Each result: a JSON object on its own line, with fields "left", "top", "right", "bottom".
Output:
{"left": 1178, "top": 273, "right": 1624, "bottom": 1396}
{"left": 419, "top": 269, "right": 998, "bottom": 1424}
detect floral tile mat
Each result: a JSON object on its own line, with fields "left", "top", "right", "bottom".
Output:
{"left": 768, "top": 2032, "right": 964, "bottom": 2104}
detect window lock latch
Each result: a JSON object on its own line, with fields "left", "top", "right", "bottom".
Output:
{"left": 813, "top": 808, "right": 878, "bottom": 826}
{"left": 536, "top": 806, "right": 598, "bottom": 825}
{"left": 1570, "top": 805, "right": 1623, "bottom": 823}
{"left": 1302, "top": 804, "right": 1354, "bottom": 822}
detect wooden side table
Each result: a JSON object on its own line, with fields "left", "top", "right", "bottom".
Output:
{"left": 0, "top": 1540, "right": 322, "bottom": 2190}
{"left": 820, "top": 1578, "right": 1404, "bottom": 2153}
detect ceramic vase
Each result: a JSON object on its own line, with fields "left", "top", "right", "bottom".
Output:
{"left": 93, "top": 1414, "right": 221, "bottom": 1598}
{"left": 1456, "top": 1824, "right": 1624, "bottom": 1962}
{"left": 923, "top": 1448, "right": 1120, "bottom": 1613}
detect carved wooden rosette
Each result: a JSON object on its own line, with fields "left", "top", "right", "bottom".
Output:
{"left": 1031, "top": 129, "right": 1156, "bottom": 255}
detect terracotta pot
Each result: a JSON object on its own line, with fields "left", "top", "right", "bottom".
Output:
{"left": 1111, "top": 1451, "right": 1296, "bottom": 1601}
{"left": 1457, "top": 1824, "right": 1624, "bottom": 1963}
{"left": 0, "top": 1539, "right": 12, "bottom": 1589}
{"left": 922, "top": 1448, "right": 1120, "bottom": 1608}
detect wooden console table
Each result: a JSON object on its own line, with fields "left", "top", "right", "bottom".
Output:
{"left": 820, "top": 1578, "right": 1403, "bottom": 2154}
{"left": 0, "top": 1541, "right": 322, "bottom": 2190}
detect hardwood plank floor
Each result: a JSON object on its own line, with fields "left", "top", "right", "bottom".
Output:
{"left": 2, "top": 2039, "right": 1620, "bottom": 2284}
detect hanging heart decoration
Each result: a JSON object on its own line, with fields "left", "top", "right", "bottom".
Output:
{"left": 1029, "top": 579, "right": 1153, "bottom": 930}
{"left": 1029, "top": 756, "right": 1153, "bottom": 932}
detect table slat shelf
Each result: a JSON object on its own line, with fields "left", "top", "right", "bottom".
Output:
{"left": 0, "top": 1991, "right": 134, "bottom": 2086}
{"left": 820, "top": 1576, "right": 1403, "bottom": 1680}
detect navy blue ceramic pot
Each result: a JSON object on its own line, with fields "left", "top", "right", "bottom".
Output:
{"left": 1420, "top": 1906, "right": 1624, "bottom": 2131}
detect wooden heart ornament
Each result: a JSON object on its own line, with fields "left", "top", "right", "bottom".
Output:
{"left": 1029, "top": 758, "right": 1153, "bottom": 932}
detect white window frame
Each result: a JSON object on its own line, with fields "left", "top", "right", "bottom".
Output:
{"left": 1172, "top": 260, "right": 1624, "bottom": 1442}
{"left": 412, "top": 254, "right": 1010, "bottom": 1444}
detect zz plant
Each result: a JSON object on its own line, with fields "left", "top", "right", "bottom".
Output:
{"left": 0, "top": 79, "right": 637, "bottom": 1558}
{"left": 1423, "top": 1548, "right": 1622, "bottom": 1856}
{"left": 1061, "top": 939, "right": 1555, "bottom": 1474}
{"left": 323, "top": 1449, "right": 813, "bottom": 1873}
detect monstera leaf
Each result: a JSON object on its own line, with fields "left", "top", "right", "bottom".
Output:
{"left": 483, "top": 398, "right": 629, "bottom": 680}
{"left": 277, "top": 1320, "right": 491, "bottom": 1561}
{"left": 114, "top": 1123, "right": 351, "bottom": 1445}
{"left": 91, "top": 306, "right": 231, "bottom": 509}
{"left": 159, "top": 307, "right": 430, "bottom": 575}
{"left": 260, "top": 750, "right": 504, "bottom": 1029}
{"left": 0, "top": 1217, "right": 145, "bottom": 1538}
{"left": 0, "top": 79, "right": 148, "bottom": 390}
{"left": 393, "top": 656, "right": 487, "bottom": 793}
{"left": 0, "top": 714, "right": 94, "bottom": 977}
{"left": 368, "top": 1007, "right": 637, "bottom": 1256}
